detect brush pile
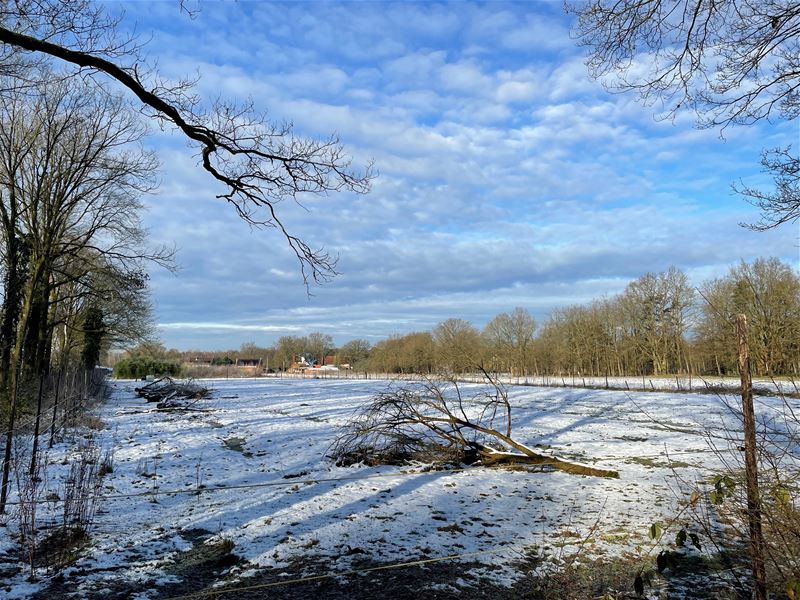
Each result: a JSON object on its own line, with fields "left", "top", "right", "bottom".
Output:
{"left": 135, "top": 377, "right": 210, "bottom": 409}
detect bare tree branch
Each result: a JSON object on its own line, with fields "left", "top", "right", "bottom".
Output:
{"left": 736, "top": 146, "right": 800, "bottom": 230}
{"left": 0, "top": 6, "right": 373, "bottom": 284}
{"left": 569, "top": 0, "right": 800, "bottom": 230}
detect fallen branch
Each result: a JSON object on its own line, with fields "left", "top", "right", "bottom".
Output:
{"left": 329, "top": 375, "right": 618, "bottom": 478}
{"left": 134, "top": 378, "right": 209, "bottom": 405}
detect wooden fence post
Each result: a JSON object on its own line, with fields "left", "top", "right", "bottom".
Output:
{"left": 736, "top": 313, "right": 767, "bottom": 600}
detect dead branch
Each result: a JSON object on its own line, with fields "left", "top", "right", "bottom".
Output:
{"left": 134, "top": 377, "right": 209, "bottom": 406}
{"left": 329, "top": 377, "right": 618, "bottom": 478}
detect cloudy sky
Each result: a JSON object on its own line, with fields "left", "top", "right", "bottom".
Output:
{"left": 118, "top": 2, "right": 798, "bottom": 350}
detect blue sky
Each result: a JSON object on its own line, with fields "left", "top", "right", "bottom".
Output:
{"left": 118, "top": 2, "right": 798, "bottom": 350}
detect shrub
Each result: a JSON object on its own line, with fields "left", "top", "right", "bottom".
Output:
{"left": 113, "top": 358, "right": 182, "bottom": 379}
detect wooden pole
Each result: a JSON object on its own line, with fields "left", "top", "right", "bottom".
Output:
{"left": 736, "top": 314, "right": 767, "bottom": 600}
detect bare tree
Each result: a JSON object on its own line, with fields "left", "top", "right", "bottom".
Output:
{"left": 619, "top": 267, "right": 695, "bottom": 376}
{"left": 330, "top": 374, "right": 618, "bottom": 478}
{"left": 274, "top": 335, "right": 308, "bottom": 371}
{"left": 696, "top": 258, "right": 800, "bottom": 377}
{"left": 307, "top": 331, "right": 334, "bottom": 366}
{"left": 569, "top": 0, "right": 800, "bottom": 229}
{"left": 367, "top": 332, "right": 436, "bottom": 374}
{"left": 432, "top": 318, "right": 483, "bottom": 374}
{"left": 337, "top": 338, "right": 371, "bottom": 368}
{"left": 49, "top": 253, "right": 156, "bottom": 359}
{"left": 484, "top": 307, "right": 537, "bottom": 376}
{"left": 0, "top": 1, "right": 372, "bottom": 282}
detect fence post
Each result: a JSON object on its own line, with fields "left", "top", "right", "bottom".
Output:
{"left": 736, "top": 314, "right": 767, "bottom": 600}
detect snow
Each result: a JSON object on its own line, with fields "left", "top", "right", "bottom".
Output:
{"left": 1, "top": 377, "right": 793, "bottom": 597}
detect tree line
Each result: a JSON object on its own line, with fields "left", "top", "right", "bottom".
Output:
{"left": 365, "top": 259, "right": 798, "bottom": 378}
{"left": 128, "top": 257, "right": 799, "bottom": 380}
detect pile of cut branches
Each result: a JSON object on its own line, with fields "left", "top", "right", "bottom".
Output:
{"left": 135, "top": 377, "right": 210, "bottom": 409}
{"left": 329, "top": 373, "right": 618, "bottom": 478}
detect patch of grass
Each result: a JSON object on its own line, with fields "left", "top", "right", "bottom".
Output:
{"left": 31, "top": 526, "right": 90, "bottom": 570}
{"left": 72, "top": 414, "right": 105, "bottom": 431}
{"left": 600, "top": 531, "right": 631, "bottom": 543}
{"left": 626, "top": 456, "right": 692, "bottom": 469}
{"left": 166, "top": 535, "right": 239, "bottom": 579}
{"left": 437, "top": 523, "right": 465, "bottom": 534}
{"left": 223, "top": 437, "right": 253, "bottom": 457}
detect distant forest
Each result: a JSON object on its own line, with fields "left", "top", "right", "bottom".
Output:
{"left": 114, "top": 257, "right": 800, "bottom": 379}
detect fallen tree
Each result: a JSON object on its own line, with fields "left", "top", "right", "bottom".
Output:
{"left": 329, "top": 374, "right": 618, "bottom": 478}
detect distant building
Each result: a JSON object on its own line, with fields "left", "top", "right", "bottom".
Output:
{"left": 236, "top": 358, "right": 262, "bottom": 367}
{"left": 189, "top": 354, "right": 214, "bottom": 365}
{"left": 289, "top": 354, "right": 340, "bottom": 372}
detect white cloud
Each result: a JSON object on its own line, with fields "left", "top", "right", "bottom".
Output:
{"left": 116, "top": 1, "right": 798, "bottom": 350}
{"left": 439, "top": 60, "right": 493, "bottom": 94}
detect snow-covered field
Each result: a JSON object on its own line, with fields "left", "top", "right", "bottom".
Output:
{"left": 1, "top": 378, "right": 792, "bottom": 598}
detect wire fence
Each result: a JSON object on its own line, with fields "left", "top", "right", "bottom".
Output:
{"left": 261, "top": 370, "right": 795, "bottom": 395}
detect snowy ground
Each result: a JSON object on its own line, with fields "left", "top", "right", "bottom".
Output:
{"left": 1, "top": 377, "right": 793, "bottom": 598}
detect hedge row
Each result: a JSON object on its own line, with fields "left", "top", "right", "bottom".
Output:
{"left": 114, "top": 358, "right": 182, "bottom": 379}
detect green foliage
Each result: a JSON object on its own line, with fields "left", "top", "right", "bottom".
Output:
{"left": 675, "top": 528, "right": 687, "bottom": 547}
{"left": 709, "top": 474, "right": 736, "bottom": 505}
{"left": 113, "top": 357, "right": 182, "bottom": 379}
{"left": 773, "top": 485, "right": 791, "bottom": 508}
{"left": 674, "top": 528, "right": 702, "bottom": 551}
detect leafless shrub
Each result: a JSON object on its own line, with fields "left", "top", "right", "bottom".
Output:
{"left": 11, "top": 439, "right": 46, "bottom": 580}
{"left": 98, "top": 447, "right": 114, "bottom": 476}
{"left": 61, "top": 441, "right": 103, "bottom": 538}
{"left": 329, "top": 373, "right": 618, "bottom": 478}
{"left": 27, "top": 439, "right": 112, "bottom": 572}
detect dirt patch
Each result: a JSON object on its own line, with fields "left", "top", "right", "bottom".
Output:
{"left": 626, "top": 456, "right": 693, "bottom": 469}
{"left": 185, "top": 555, "right": 525, "bottom": 600}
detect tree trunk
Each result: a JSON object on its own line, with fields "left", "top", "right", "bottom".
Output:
{"left": 476, "top": 445, "right": 619, "bottom": 478}
{"left": 0, "top": 235, "right": 23, "bottom": 396}
{"left": 0, "top": 359, "right": 20, "bottom": 513}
